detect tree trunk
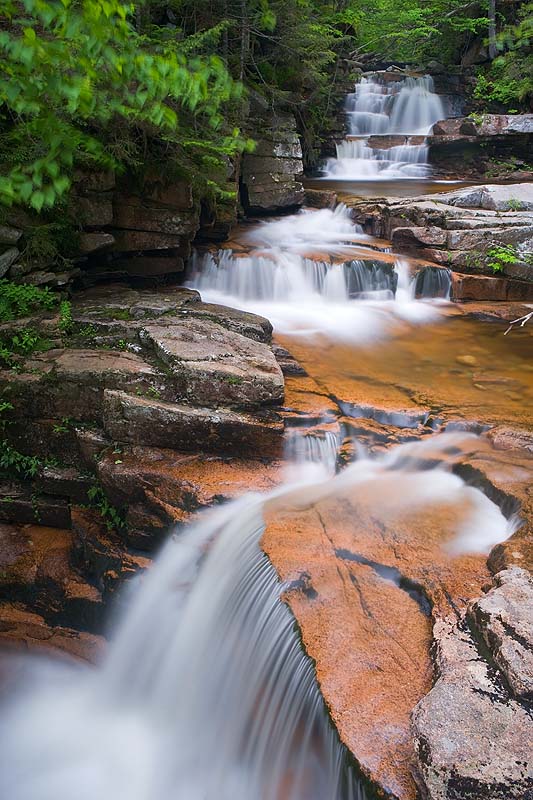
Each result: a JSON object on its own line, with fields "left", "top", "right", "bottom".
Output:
{"left": 488, "top": 0, "right": 498, "bottom": 59}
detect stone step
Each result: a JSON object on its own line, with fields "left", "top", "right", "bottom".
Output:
{"left": 102, "top": 390, "right": 284, "bottom": 457}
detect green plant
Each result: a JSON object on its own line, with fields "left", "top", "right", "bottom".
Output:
{"left": 22, "top": 222, "right": 78, "bottom": 267}
{"left": 147, "top": 385, "right": 161, "bottom": 399}
{"left": 87, "top": 483, "right": 126, "bottom": 532}
{"left": 0, "top": 279, "right": 58, "bottom": 321}
{"left": 0, "top": 442, "right": 43, "bottom": 478}
{"left": 52, "top": 417, "right": 72, "bottom": 435}
{"left": 506, "top": 198, "right": 524, "bottom": 212}
{"left": 58, "top": 300, "right": 73, "bottom": 335}
{"left": 110, "top": 309, "right": 132, "bottom": 321}
{"left": 467, "top": 112, "right": 484, "bottom": 127}
{"left": 0, "top": 0, "right": 244, "bottom": 211}
{"left": 487, "top": 244, "right": 519, "bottom": 273}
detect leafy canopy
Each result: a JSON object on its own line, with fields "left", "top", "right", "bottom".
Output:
{"left": 0, "top": 0, "right": 242, "bottom": 211}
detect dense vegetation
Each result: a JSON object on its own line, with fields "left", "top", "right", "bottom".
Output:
{"left": 0, "top": 0, "right": 530, "bottom": 214}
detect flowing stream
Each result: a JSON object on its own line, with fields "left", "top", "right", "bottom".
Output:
{"left": 189, "top": 204, "right": 451, "bottom": 341}
{"left": 0, "top": 431, "right": 514, "bottom": 800}
{"left": 0, "top": 72, "right": 526, "bottom": 800}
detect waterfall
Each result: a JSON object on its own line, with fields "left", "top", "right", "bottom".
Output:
{"left": 0, "top": 489, "right": 365, "bottom": 800}
{"left": 0, "top": 433, "right": 515, "bottom": 800}
{"left": 325, "top": 74, "right": 445, "bottom": 179}
{"left": 188, "top": 205, "right": 450, "bottom": 342}
{"left": 415, "top": 267, "right": 452, "bottom": 300}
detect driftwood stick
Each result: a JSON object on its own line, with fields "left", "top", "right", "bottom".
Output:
{"left": 504, "top": 311, "right": 533, "bottom": 335}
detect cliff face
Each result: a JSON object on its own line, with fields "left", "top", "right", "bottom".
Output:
{"left": 0, "top": 110, "right": 305, "bottom": 292}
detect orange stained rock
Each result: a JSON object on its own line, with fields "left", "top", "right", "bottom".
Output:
{"left": 263, "top": 474, "right": 493, "bottom": 800}
{"left": 278, "top": 311, "right": 533, "bottom": 431}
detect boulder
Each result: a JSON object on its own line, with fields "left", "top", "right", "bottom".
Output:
{"left": 69, "top": 193, "right": 114, "bottom": 227}
{"left": 140, "top": 318, "right": 284, "bottom": 407}
{"left": 0, "top": 602, "right": 104, "bottom": 662}
{"left": 459, "top": 114, "right": 533, "bottom": 137}
{"left": 391, "top": 227, "right": 447, "bottom": 250}
{"left": 451, "top": 272, "right": 533, "bottom": 302}
{"left": 431, "top": 119, "right": 463, "bottom": 136}
{"left": 440, "top": 183, "right": 533, "bottom": 212}
{"left": 177, "top": 301, "right": 273, "bottom": 343}
{"left": 109, "top": 229, "right": 187, "bottom": 252}
{"left": 0, "top": 225, "right": 22, "bottom": 245}
{"left": 303, "top": 189, "right": 337, "bottom": 209}
{"left": 3, "top": 349, "right": 157, "bottom": 421}
{"left": 413, "top": 611, "right": 533, "bottom": 800}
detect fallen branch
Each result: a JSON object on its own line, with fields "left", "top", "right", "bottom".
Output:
{"left": 504, "top": 311, "right": 533, "bottom": 335}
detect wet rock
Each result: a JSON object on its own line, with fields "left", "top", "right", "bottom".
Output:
{"left": 71, "top": 506, "right": 149, "bottom": 593}
{"left": 0, "top": 522, "right": 104, "bottom": 633}
{"left": 0, "top": 602, "right": 104, "bottom": 663}
{"left": 102, "top": 389, "right": 284, "bottom": 456}
{"left": 467, "top": 567, "right": 533, "bottom": 701}
{"left": 412, "top": 615, "right": 533, "bottom": 800}
{"left": 450, "top": 272, "right": 533, "bottom": 302}
{"left": 96, "top": 445, "right": 284, "bottom": 549}
{"left": 263, "top": 443, "right": 498, "bottom": 800}
{"left": 304, "top": 189, "right": 337, "bottom": 209}
{"left": 36, "top": 466, "right": 92, "bottom": 504}
{"left": 0, "top": 482, "right": 71, "bottom": 528}
{"left": 140, "top": 318, "right": 283, "bottom": 407}
{"left": 0, "top": 247, "right": 20, "bottom": 277}
{"left": 455, "top": 355, "right": 477, "bottom": 366}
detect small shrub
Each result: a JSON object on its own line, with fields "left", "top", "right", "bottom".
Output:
{"left": 487, "top": 244, "right": 519, "bottom": 273}
{"left": 0, "top": 279, "right": 58, "bottom": 321}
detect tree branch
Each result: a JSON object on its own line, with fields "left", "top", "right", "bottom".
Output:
{"left": 504, "top": 311, "right": 533, "bottom": 334}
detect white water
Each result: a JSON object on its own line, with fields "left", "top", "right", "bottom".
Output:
{"left": 325, "top": 74, "right": 445, "bottom": 179}
{"left": 0, "top": 433, "right": 515, "bottom": 800}
{"left": 188, "top": 205, "right": 450, "bottom": 342}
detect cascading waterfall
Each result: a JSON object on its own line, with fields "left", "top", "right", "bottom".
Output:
{"left": 0, "top": 486, "right": 366, "bottom": 800}
{"left": 325, "top": 74, "right": 445, "bottom": 179}
{"left": 0, "top": 432, "right": 516, "bottom": 800}
{"left": 188, "top": 205, "right": 451, "bottom": 342}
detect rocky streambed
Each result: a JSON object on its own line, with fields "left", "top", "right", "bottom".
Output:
{"left": 1, "top": 186, "right": 533, "bottom": 800}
